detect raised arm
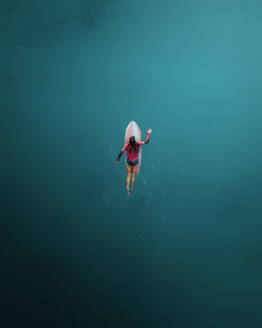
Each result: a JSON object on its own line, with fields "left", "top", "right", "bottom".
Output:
{"left": 138, "top": 128, "right": 152, "bottom": 146}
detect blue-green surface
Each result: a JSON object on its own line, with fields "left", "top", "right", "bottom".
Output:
{"left": 1, "top": 1, "right": 262, "bottom": 327}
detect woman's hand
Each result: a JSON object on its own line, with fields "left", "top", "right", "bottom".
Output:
{"left": 147, "top": 128, "right": 152, "bottom": 134}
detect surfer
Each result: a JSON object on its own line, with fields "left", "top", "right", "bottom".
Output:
{"left": 116, "top": 128, "right": 152, "bottom": 195}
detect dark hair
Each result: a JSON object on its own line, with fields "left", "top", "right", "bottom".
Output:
{"left": 129, "top": 136, "right": 139, "bottom": 151}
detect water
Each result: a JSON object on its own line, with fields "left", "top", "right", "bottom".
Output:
{"left": 1, "top": 1, "right": 262, "bottom": 327}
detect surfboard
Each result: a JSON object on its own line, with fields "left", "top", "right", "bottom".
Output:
{"left": 124, "top": 121, "right": 142, "bottom": 175}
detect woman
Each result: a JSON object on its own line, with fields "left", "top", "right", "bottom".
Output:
{"left": 116, "top": 128, "right": 152, "bottom": 195}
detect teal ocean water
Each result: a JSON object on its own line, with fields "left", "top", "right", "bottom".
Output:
{"left": 1, "top": 1, "right": 262, "bottom": 327}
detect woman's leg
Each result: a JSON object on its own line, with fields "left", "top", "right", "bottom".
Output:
{"left": 131, "top": 164, "right": 139, "bottom": 191}
{"left": 126, "top": 163, "right": 132, "bottom": 194}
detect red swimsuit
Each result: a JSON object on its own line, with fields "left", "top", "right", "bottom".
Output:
{"left": 117, "top": 133, "right": 150, "bottom": 162}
